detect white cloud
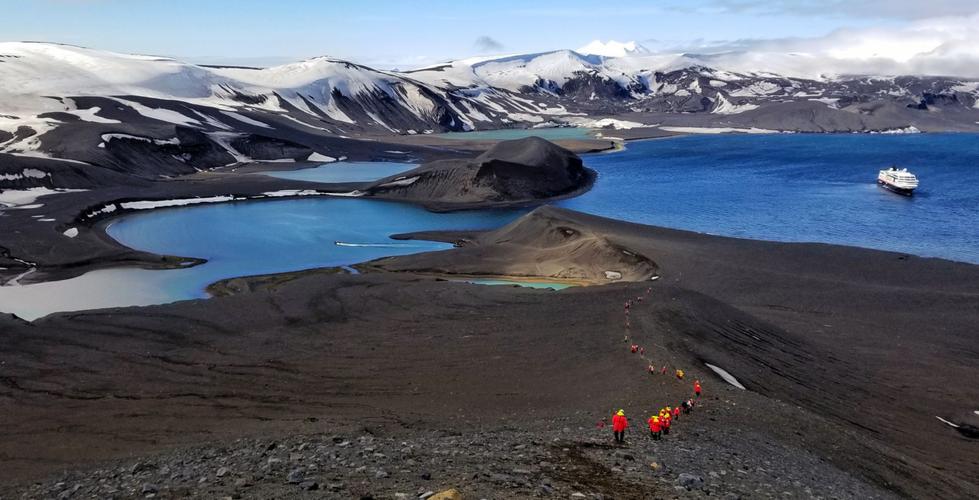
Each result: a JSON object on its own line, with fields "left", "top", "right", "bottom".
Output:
{"left": 671, "top": 13, "right": 979, "bottom": 78}
{"left": 701, "top": 0, "right": 979, "bottom": 20}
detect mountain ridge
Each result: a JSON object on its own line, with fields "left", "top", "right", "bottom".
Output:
{"left": 2, "top": 41, "right": 978, "bottom": 189}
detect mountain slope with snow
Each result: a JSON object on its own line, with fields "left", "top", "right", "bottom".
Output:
{"left": 2, "top": 42, "right": 979, "bottom": 192}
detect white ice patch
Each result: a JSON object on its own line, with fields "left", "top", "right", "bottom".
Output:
{"left": 325, "top": 190, "right": 365, "bottom": 198}
{"left": 119, "top": 196, "right": 238, "bottom": 210}
{"left": 261, "top": 189, "right": 322, "bottom": 197}
{"left": 704, "top": 363, "right": 747, "bottom": 390}
{"left": 62, "top": 103, "right": 121, "bottom": 124}
{"left": 729, "top": 81, "right": 782, "bottom": 97}
{"left": 101, "top": 133, "right": 180, "bottom": 146}
{"left": 207, "top": 132, "right": 251, "bottom": 164}
{"left": 661, "top": 126, "right": 778, "bottom": 134}
{"left": 62, "top": 227, "right": 78, "bottom": 238}
{"left": 0, "top": 187, "right": 86, "bottom": 207}
{"left": 507, "top": 112, "right": 545, "bottom": 123}
{"left": 0, "top": 168, "right": 50, "bottom": 181}
{"left": 112, "top": 98, "right": 202, "bottom": 127}
{"left": 219, "top": 110, "right": 272, "bottom": 129}
{"left": 86, "top": 204, "right": 117, "bottom": 219}
{"left": 307, "top": 152, "right": 337, "bottom": 162}
{"left": 570, "top": 117, "right": 645, "bottom": 129}
{"left": 872, "top": 126, "right": 921, "bottom": 134}
{"left": 936, "top": 416, "right": 960, "bottom": 428}
{"left": 712, "top": 94, "right": 759, "bottom": 115}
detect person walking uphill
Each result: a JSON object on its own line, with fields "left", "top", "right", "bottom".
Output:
{"left": 612, "top": 410, "right": 629, "bottom": 444}
{"left": 648, "top": 415, "right": 662, "bottom": 440}
{"left": 694, "top": 380, "right": 702, "bottom": 398}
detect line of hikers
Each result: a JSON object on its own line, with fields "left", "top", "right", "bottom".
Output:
{"left": 613, "top": 289, "right": 707, "bottom": 444}
{"left": 608, "top": 380, "right": 703, "bottom": 443}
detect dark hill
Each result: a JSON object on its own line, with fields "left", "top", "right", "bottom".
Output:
{"left": 363, "top": 137, "right": 595, "bottom": 210}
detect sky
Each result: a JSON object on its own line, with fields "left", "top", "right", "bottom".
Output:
{"left": 3, "top": 0, "right": 979, "bottom": 71}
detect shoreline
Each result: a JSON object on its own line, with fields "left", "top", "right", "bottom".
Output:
{"left": 2, "top": 129, "right": 977, "bottom": 315}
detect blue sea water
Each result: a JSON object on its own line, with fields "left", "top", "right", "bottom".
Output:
{"left": 559, "top": 133, "right": 979, "bottom": 263}
{"left": 3, "top": 133, "right": 977, "bottom": 319}
{"left": 105, "top": 197, "right": 523, "bottom": 294}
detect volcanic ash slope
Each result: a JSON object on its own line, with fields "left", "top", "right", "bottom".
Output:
{"left": 368, "top": 205, "right": 658, "bottom": 282}
{"left": 363, "top": 137, "right": 595, "bottom": 209}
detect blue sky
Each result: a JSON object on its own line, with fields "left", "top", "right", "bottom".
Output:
{"left": 4, "top": 0, "right": 977, "bottom": 68}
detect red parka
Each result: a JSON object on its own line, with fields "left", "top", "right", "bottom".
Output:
{"left": 612, "top": 414, "right": 629, "bottom": 432}
{"left": 648, "top": 417, "right": 661, "bottom": 432}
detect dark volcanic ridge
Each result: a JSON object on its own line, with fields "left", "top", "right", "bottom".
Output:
{"left": 369, "top": 205, "right": 656, "bottom": 283}
{"left": 363, "top": 137, "right": 596, "bottom": 210}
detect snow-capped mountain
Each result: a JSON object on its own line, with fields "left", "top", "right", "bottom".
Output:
{"left": 2, "top": 41, "right": 979, "bottom": 190}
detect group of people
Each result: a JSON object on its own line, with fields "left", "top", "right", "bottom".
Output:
{"left": 607, "top": 380, "right": 703, "bottom": 443}
{"left": 608, "top": 288, "right": 707, "bottom": 445}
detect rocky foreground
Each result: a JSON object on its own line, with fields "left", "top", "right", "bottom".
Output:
{"left": 12, "top": 409, "right": 895, "bottom": 500}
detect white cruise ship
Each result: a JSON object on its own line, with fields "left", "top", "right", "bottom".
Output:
{"left": 877, "top": 167, "right": 919, "bottom": 196}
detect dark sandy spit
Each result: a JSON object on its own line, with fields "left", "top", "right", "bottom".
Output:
{"left": 1, "top": 206, "right": 977, "bottom": 499}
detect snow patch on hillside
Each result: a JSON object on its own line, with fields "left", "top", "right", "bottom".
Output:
{"left": 712, "top": 94, "right": 760, "bottom": 114}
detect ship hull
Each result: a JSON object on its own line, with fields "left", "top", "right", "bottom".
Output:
{"left": 877, "top": 179, "right": 915, "bottom": 196}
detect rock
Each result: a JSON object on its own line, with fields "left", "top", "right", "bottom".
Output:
{"left": 604, "top": 271, "right": 622, "bottom": 280}
{"left": 299, "top": 480, "right": 319, "bottom": 491}
{"left": 428, "top": 489, "right": 463, "bottom": 500}
{"left": 140, "top": 483, "right": 159, "bottom": 496}
{"left": 327, "top": 482, "right": 345, "bottom": 491}
{"left": 678, "top": 473, "right": 705, "bottom": 490}
{"left": 375, "top": 469, "right": 390, "bottom": 479}
{"left": 216, "top": 467, "right": 229, "bottom": 477}
{"left": 420, "top": 472, "right": 432, "bottom": 480}
{"left": 286, "top": 468, "right": 304, "bottom": 484}
{"left": 419, "top": 492, "right": 435, "bottom": 499}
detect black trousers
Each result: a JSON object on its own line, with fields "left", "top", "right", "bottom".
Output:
{"left": 650, "top": 430, "right": 660, "bottom": 440}
{"left": 614, "top": 431, "right": 624, "bottom": 443}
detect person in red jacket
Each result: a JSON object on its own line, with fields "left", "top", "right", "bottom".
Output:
{"left": 672, "top": 405, "right": 681, "bottom": 421}
{"left": 661, "top": 410, "right": 672, "bottom": 435}
{"left": 612, "top": 409, "right": 629, "bottom": 443}
{"left": 694, "top": 380, "right": 702, "bottom": 398}
{"left": 648, "top": 415, "right": 662, "bottom": 440}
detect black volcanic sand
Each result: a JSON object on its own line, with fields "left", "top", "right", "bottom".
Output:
{"left": 1, "top": 207, "right": 977, "bottom": 498}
